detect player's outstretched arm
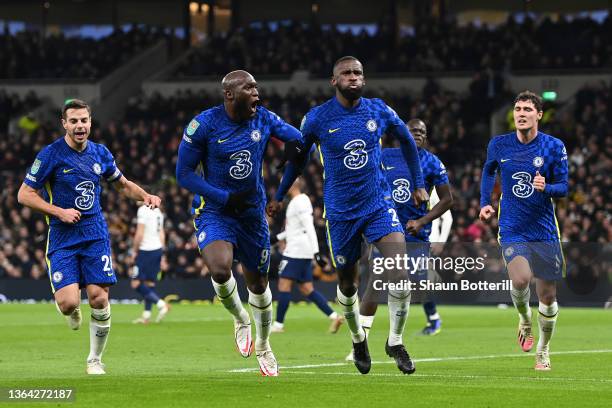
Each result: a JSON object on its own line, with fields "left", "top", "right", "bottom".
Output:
{"left": 17, "top": 183, "right": 81, "bottom": 224}
{"left": 113, "top": 176, "right": 161, "bottom": 208}
{"left": 406, "top": 183, "right": 453, "bottom": 235}
{"left": 480, "top": 138, "right": 499, "bottom": 213}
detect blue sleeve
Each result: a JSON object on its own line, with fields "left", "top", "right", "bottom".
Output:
{"left": 543, "top": 141, "right": 568, "bottom": 198}
{"left": 381, "top": 103, "right": 424, "bottom": 188}
{"left": 480, "top": 138, "right": 499, "bottom": 207}
{"left": 430, "top": 155, "right": 449, "bottom": 186}
{"left": 23, "top": 146, "right": 54, "bottom": 190}
{"left": 274, "top": 113, "right": 316, "bottom": 201}
{"left": 101, "top": 145, "right": 122, "bottom": 183}
{"left": 175, "top": 118, "right": 230, "bottom": 206}
{"left": 266, "top": 109, "right": 303, "bottom": 143}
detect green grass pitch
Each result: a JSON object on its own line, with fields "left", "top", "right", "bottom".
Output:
{"left": 1, "top": 303, "right": 611, "bottom": 407}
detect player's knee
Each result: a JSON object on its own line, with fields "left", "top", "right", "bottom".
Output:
{"left": 247, "top": 280, "right": 267, "bottom": 294}
{"left": 88, "top": 293, "right": 109, "bottom": 309}
{"left": 130, "top": 280, "right": 141, "bottom": 289}
{"left": 511, "top": 278, "right": 530, "bottom": 290}
{"left": 56, "top": 299, "right": 79, "bottom": 315}
{"left": 338, "top": 280, "right": 357, "bottom": 297}
{"left": 539, "top": 293, "right": 556, "bottom": 306}
{"left": 298, "top": 284, "right": 313, "bottom": 296}
{"left": 211, "top": 270, "right": 232, "bottom": 284}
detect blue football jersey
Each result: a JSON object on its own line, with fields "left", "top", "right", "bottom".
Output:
{"left": 301, "top": 97, "right": 412, "bottom": 221}
{"left": 24, "top": 137, "right": 122, "bottom": 227}
{"left": 382, "top": 147, "right": 449, "bottom": 241}
{"left": 480, "top": 131, "right": 568, "bottom": 242}
{"left": 179, "top": 105, "right": 298, "bottom": 215}
{"left": 23, "top": 137, "right": 121, "bottom": 251}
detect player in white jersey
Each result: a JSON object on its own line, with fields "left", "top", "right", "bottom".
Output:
{"left": 129, "top": 204, "right": 170, "bottom": 324}
{"left": 421, "top": 187, "right": 453, "bottom": 334}
{"left": 270, "top": 178, "right": 344, "bottom": 333}
{"left": 428, "top": 189, "right": 453, "bottom": 243}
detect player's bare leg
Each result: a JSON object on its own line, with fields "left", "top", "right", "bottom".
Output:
{"left": 374, "top": 232, "right": 415, "bottom": 374}
{"left": 243, "top": 266, "right": 277, "bottom": 376}
{"left": 86, "top": 284, "right": 111, "bottom": 375}
{"left": 203, "top": 240, "right": 252, "bottom": 357}
{"left": 297, "top": 281, "right": 344, "bottom": 333}
{"left": 337, "top": 262, "right": 370, "bottom": 374}
{"left": 54, "top": 283, "right": 82, "bottom": 330}
{"left": 507, "top": 256, "right": 534, "bottom": 352}
{"left": 271, "top": 277, "right": 293, "bottom": 333}
{"left": 534, "top": 278, "right": 558, "bottom": 370}
{"left": 346, "top": 246, "right": 377, "bottom": 361}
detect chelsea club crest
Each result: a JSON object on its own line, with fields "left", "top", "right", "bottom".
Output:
{"left": 366, "top": 120, "right": 377, "bottom": 132}
{"left": 533, "top": 156, "right": 544, "bottom": 167}
{"left": 251, "top": 129, "right": 261, "bottom": 142}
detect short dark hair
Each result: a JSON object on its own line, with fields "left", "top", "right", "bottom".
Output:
{"left": 514, "top": 91, "right": 543, "bottom": 112}
{"left": 333, "top": 56, "right": 360, "bottom": 73}
{"left": 62, "top": 99, "right": 91, "bottom": 119}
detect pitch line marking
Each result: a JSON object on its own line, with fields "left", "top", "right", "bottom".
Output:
{"left": 280, "top": 371, "right": 612, "bottom": 383}
{"left": 228, "top": 349, "right": 612, "bottom": 373}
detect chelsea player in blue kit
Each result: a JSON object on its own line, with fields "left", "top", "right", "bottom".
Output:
{"left": 480, "top": 91, "right": 568, "bottom": 371}
{"left": 176, "top": 71, "right": 303, "bottom": 377}
{"left": 355, "top": 119, "right": 453, "bottom": 348}
{"left": 268, "top": 57, "right": 428, "bottom": 375}
{"left": 17, "top": 99, "right": 161, "bottom": 375}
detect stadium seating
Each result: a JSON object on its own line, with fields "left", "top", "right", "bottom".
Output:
{"left": 172, "top": 15, "right": 612, "bottom": 77}
{"left": 0, "top": 26, "right": 174, "bottom": 79}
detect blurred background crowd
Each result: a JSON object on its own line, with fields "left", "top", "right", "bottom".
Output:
{"left": 174, "top": 15, "right": 612, "bottom": 78}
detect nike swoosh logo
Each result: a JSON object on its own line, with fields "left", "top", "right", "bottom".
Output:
{"left": 217, "top": 137, "right": 231, "bottom": 143}
{"left": 328, "top": 128, "right": 340, "bottom": 133}
{"left": 63, "top": 168, "right": 75, "bottom": 173}
{"left": 386, "top": 166, "right": 395, "bottom": 170}
{"left": 501, "top": 159, "right": 510, "bottom": 163}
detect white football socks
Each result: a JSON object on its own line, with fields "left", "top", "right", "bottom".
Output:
{"left": 510, "top": 284, "right": 532, "bottom": 324}
{"left": 388, "top": 289, "right": 411, "bottom": 346}
{"left": 212, "top": 274, "right": 250, "bottom": 324}
{"left": 360, "top": 314, "right": 375, "bottom": 338}
{"left": 88, "top": 305, "right": 111, "bottom": 362}
{"left": 337, "top": 286, "right": 365, "bottom": 343}
{"left": 537, "top": 301, "right": 558, "bottom": 352}
{"left": 248, "top": 286, "right": 273, "bottom": 351}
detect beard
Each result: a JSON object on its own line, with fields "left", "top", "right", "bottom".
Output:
{"left": 337, "top": 84, "right": 363, "bottom": 101}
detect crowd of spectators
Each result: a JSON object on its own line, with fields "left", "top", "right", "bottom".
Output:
{"left": 173, "top": 14, "right": 612, "bottom": 78}
{"left": 0, "top": 90, "right": 41, "bottom": 133}
{"left": 0, "top": 26, "right": 173, "bottom": 80}
{"left": 0, "top": 80, "right": 610, "bottom": 282}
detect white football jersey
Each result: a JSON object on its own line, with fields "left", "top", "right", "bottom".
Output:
{"left": 277, "top": 194, "right": 319, "bottom": 259}
{"left": 428, "top": 188, "right": 453, "bottom": 243}
{"left": 136, "top": 206, "right": 164, "bottom": 251}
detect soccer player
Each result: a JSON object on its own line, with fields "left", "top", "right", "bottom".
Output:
{"left": 425, "top": 187, "right": 453, "bottom": 334}
{"left": 175, "top": 70, "right": 303, "bottom": 377}
{"left": 128, "top": 202, "right": 170, "bottom": 324}
{"left": 346, "top": 118, "right": 453, "bottom": 361}
{"left": 268, "top": 56, "right": 428, "bottom": 375}
{"left": 270, "top": 177, "right": 344, "bottom": 334}
{"left": 17, "top": 99, "right": 161, "bottom": 375}
{"left": 365, "top": 119, "right": 453, "bottom": 333}
{"left": 480, "top": 91, "right": 568, "bottom": 371}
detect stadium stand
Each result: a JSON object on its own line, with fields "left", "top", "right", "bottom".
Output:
{"left": 172, "top": 15, "right": 612, "bottom": 78}
{"left": 0, "top": 25, "right": 175, "bottom": 80}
